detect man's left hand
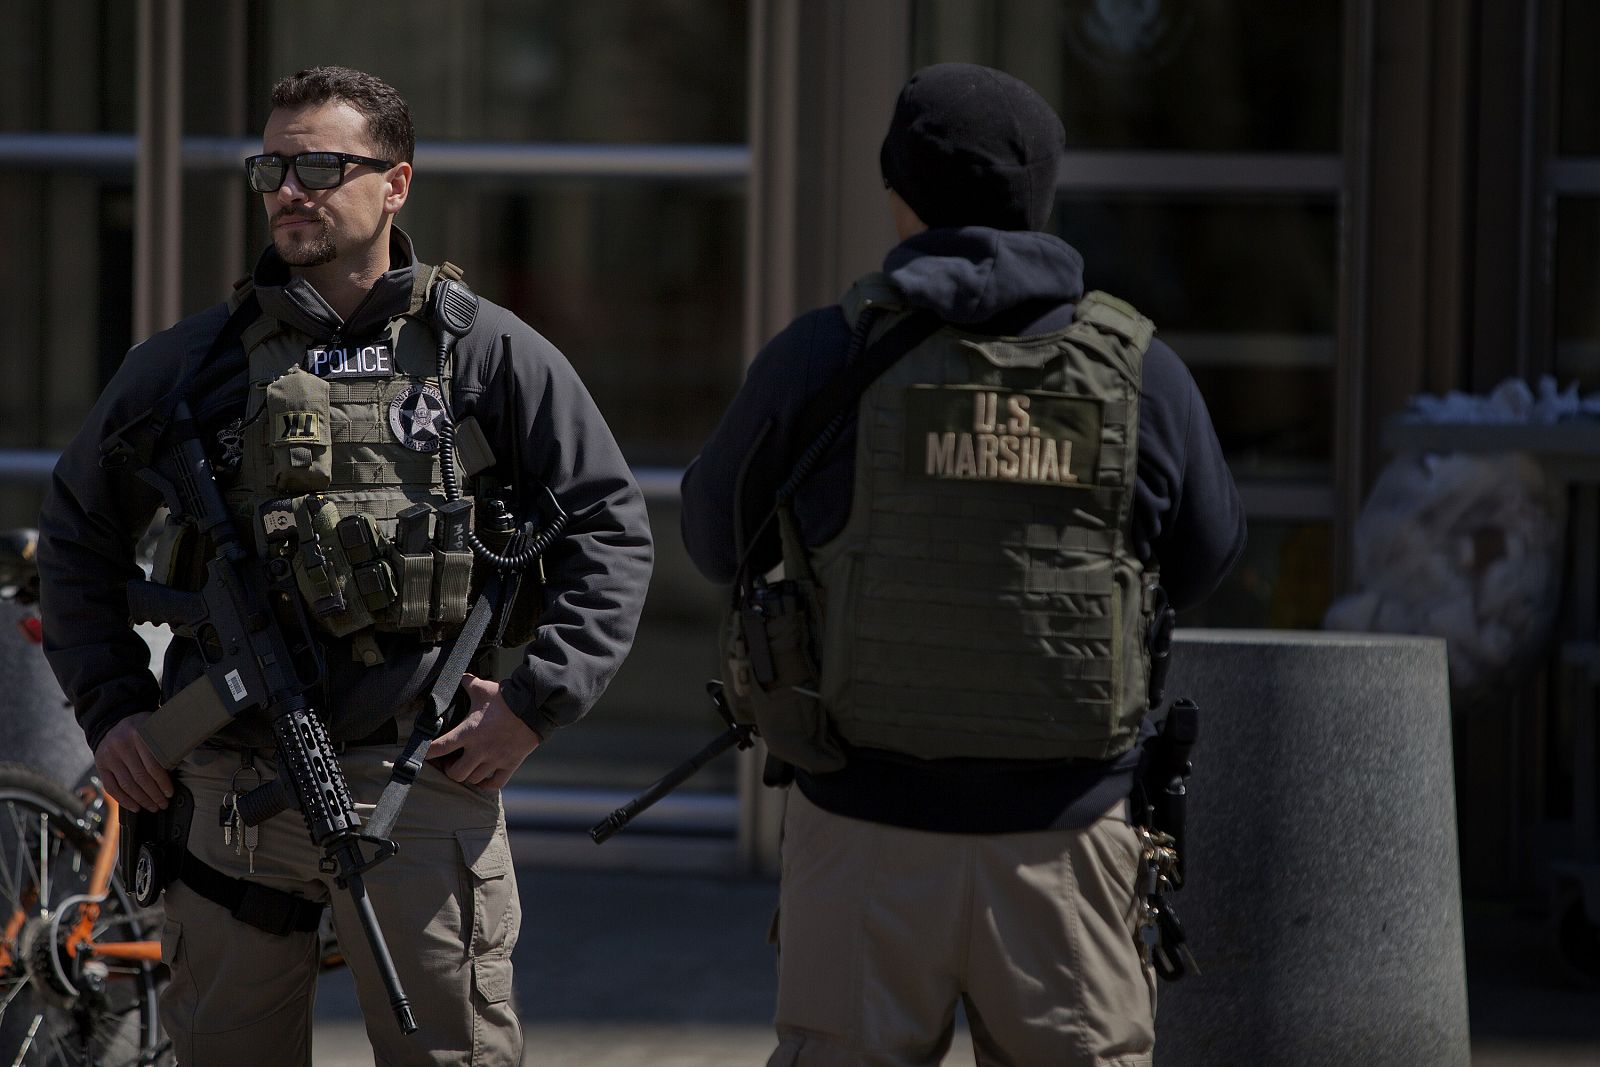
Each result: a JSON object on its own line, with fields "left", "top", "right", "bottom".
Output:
{"left": 426, "top": 672, "right": 542, "bottom": 791}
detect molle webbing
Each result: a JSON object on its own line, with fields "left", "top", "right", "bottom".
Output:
{"left": 222, "top": 260, "right": 473, "bottom": 641}
{"left": 814, "top": 286, "right": 1154, "bottom": 762}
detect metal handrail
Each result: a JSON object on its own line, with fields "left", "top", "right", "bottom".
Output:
{"left": 0, "top": 133, "right": 750, "bottom": 181}
{"left": 0, "top": 451, "right": 685, "bottom": 502}
{"left": 0, "top": 134, "right": 1347, "bottom": 193}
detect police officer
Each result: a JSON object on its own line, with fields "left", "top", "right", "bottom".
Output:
{"left": 681, "top": 64, "right": 1245, "bottom": 1065}
{"left": 38, "top": 67, "right": 652, "bottom": 1064}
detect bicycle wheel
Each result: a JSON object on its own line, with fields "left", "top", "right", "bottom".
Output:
{"left": 0, "top": 764, "right": 168, "bottom": 1066}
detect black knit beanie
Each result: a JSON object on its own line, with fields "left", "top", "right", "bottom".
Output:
{"left": 879, "top": 63, "right": 1065, "bottom": 232}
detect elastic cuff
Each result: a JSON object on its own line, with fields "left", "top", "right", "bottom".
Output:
{"left": 514, "top": 708, "right": 553, "bottom": 743}
{"left": 499, "top": 674, "right": 550, "bottom": 742}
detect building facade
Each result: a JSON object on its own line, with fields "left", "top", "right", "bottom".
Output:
{"left": 1, "top": 0, "right": 1593, "bottom": 892}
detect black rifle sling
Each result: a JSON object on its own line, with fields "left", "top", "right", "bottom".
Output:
{"left": 100, "top": 293, "right": 261, "bottom": 473}
{"left": 365, "top": 578, "right": 499, "bottom": 840}
{"left": 728, "top": 310, "right": 941, "bottom": 593}
{"left": 789, "top": 310, "right": 940, "bottom": 472}
{"left": 169, "top": 292, "right": 261, "bottom": 428}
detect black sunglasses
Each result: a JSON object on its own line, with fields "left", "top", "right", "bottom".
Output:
{"left": 245, "top": 151, "right": 394, "bottom": 193}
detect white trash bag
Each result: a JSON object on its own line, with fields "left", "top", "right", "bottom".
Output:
{"left": 1324, "top": 451, "right": 1564, "bottom": 713}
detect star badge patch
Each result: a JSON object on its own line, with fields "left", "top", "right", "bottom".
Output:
{"left": 388, "top": 383, "right": 447, "bottom": 453}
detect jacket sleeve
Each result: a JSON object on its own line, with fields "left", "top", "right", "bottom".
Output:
{"left": 460, "top": 306, "right": 653, "bottom": 740}
{"left": 1132, "top": 337, "right": 1248, "bottom": 611}
{"left": 680, "top": 307, "right": 853, "bottom": 584}
{"left": 36, "top": 312, "right": 223, "bottom": 752}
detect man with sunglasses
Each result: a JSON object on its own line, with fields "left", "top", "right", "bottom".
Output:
{"left": 37, "top": 66, "right": 652, "bottom": 1064}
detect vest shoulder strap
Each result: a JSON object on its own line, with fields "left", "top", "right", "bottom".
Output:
{"left": 787, "top": 310, "right": 941, "bottom": 479}
{"left": 240, "top": 312, "right": 280, "bottom": 353}
{"left": 841, "top": 271, "right": 907, "bottom": 330}
{"left": 227, "top": 275, "right": 254, "bottom": 310}
{"left": 409, "top": 259, "right": 467, "bottom": 316}
{"left": 1074, "top": 290, "right": 1155, "bottom": 356}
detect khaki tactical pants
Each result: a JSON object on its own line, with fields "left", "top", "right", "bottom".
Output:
{"left": 159, "top": 739, "right": 522, "bottom": 1066}
{"left": 768, "top": 790, "right": 1156, "bottom": 1067}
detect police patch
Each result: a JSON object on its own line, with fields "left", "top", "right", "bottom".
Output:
{"left": 387, "top": 383, "right": 447, "bottom": 453}
{"left": 304, "top": 342, "right": 395, "bottom": 379}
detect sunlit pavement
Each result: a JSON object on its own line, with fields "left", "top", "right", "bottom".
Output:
{"left": 309, "top": 867, "right": 1600, "bottom": 1066}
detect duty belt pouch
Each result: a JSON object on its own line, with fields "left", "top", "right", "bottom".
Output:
{"left": 734, "top": 577, "right": 845, "bottom": 774}
{"left": 265, "top": 367, "right": 332, "bottom": 492}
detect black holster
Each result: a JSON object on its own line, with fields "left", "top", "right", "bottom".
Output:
{"left": 118, "top": 782, "right": 195, "bottom": 909}
{"left": 1134, "top": 698, "right": 1198, "bottom": 887}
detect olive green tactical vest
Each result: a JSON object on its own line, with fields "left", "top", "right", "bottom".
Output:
{"left": 220, "top": 261, "right": 474, "bottom": 645}
{"left": 802, "top": 275, "right": 1157, "bottom": 762}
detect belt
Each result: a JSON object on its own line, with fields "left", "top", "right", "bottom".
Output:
{"left": 202, "top": 714, "right": 401, "bottom": 756}
{"left": 333, "top": 716, "right": 401, "bottom": 752}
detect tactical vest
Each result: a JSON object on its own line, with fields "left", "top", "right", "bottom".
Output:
{"left": 799, "top": 275, "right": 1158, "bottom": 762}
{"left": 201, "top": 262, "right": 478, "bottom": 653}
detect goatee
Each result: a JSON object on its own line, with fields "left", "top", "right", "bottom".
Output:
{"left": 274, "top": 213, "right": 338, "bottom": 267}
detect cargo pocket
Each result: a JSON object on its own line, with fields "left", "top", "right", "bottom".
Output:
{"left": 468, "top": 951, "right": 522, "bottom": 1065}
{"left": 471, "top": 953, "right": 512, "bottom": 1005}
{"left": 456, "top": 826, "right": 518, "bottom": 958}
{"left": 158, "top": 919, "right": 194, "bottom": 1063}
{"left": 160, "top": 919, "right": 184, "bottom": 967}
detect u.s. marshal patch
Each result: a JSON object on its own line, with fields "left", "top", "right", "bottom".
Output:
{"left": 904, "top": 385, "right": 1102, "bottom": 487}
{"left": 388, "top": 383, "right": 447, "bottom": 452}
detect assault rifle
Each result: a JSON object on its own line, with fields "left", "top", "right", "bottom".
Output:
{"left": 590, "top": 681, "right": 754, "bottom": 843}
{"left": 101, "top": 400, "right": 418, "bottom": 1035}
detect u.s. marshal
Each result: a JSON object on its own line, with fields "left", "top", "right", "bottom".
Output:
{"left": 924, "top": 390, "right": 1080, "bottom": 485}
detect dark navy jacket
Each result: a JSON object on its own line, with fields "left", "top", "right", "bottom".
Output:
{"left": 39, "top": 230, "right": 653, "bottom": 752}
{"left": 681, "top": 227, "right": 1246, "bottom": 833}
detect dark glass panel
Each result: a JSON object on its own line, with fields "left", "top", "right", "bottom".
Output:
{"left": 1555, "top": 197, "right": 1600, "bottom": 388}
{"left": 1057, "top": 195, "right": 1339, "bottom": 333}
{"left": 251, "top": 0, "right": 747, "bottom": 145}
{"left": 912, "top": 0, "right": 1343, "bottom": 153}
{"left": 1559, "top": 0, "right": 1600, "bottom": 155}
{"left": 0, "top": 1, "right": 136, "bottom": 134}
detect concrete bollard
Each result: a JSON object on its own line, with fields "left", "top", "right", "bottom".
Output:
{"left": 1153, "top": 629, "right": 1470, "bottom": 1067}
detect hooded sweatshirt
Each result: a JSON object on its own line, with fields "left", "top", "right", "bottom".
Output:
{"left": 39, "top": 229, "right": 653, "bottom": 752}
{"left": 681, "top": 227, "right": 1245, "bottom": 832}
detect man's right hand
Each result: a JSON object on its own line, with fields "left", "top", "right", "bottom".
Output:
{"left": 94, "top": 714, "right": 173, "bottom": 811}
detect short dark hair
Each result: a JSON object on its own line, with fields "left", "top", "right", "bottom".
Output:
{"left": 269, "top": 66, "right": 415, "bottom": 164}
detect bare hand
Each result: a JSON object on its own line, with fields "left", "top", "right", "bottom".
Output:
{"left": 425, "top": 673, "right": 541, "bottom": 791}
{"left": 94, "top": 714, "right": 173, "bottom": 812}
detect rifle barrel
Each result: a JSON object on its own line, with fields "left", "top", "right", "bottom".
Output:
{"left": 590, "top": 725, "right": 747, "bottom": 843}
{"left": 340, "top": 845, "right": 418, "bottom": 1034}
